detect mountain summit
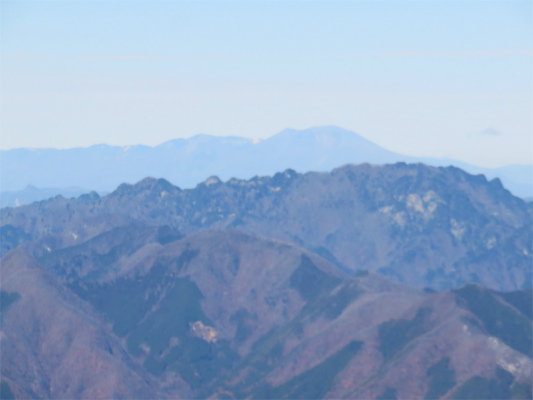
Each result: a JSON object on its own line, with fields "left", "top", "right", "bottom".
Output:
{"left": 1, "top": 126, "right": 531, "bottom": 202}
{"left": 2, "top": 162, "right": 531, "bottom": 292}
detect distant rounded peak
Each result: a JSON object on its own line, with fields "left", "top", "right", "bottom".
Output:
{"left": 121, "top": 144, "right": 150, "bottom": 152}
{"left": 112, "top": 177, "right": 180, "bottom": 197}
{"left": 78, "top": 191, "right": 100, "bottom": 203}
{"left": 202, "top": 176, "right": 222, "bottom": 187}
{"left": 155, "top": 177, "right": 178, "bottom": 188}
{"left": 135, "top": 177, "right": 160, "bottom": 190}
{"left": 139, "top": 177, "right": 179, "bottom": 192}
{"left": 270, "top": 168, "right": 300, "bottom": 187}
{"left": 115, "top": 182, "right": 134, "bottom": 192}
{"left": 114, "top": 177, "right": 156, "bottom": 193}
{"left": 138, "top": 177, "right": 159, "bottom": 184}
{"left": 331, "top": 162, "right": 375, "bottom": 174}
{"left": 158, "top": 138, "right": 187, "bottom": 148}
{"left": 278, "top": 168, "right": 298, "bottom": 178}
{"left": 274, "top": 168, "right": 298, "bottom": 179}
{"left": 272, "top": 126, "right": 380, "bottom": 150}
{"left": 189, "top": 133, "right": 215, "bottom": 141}
{"left": 384, "top": 162, "right": 428, "bottom": 174}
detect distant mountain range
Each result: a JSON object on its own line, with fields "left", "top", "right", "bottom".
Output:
{"left": 1, "top": 126, "right": 532, "bottom": 208}
{"left": 1, "top": 163, "right": 531, "bottom": 399}
{"left": 0, "top": 185, "right": 92, "bottom": 209}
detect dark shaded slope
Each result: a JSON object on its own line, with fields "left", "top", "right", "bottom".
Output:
{"left": 0, "top": 249, "right": 184, "bottom": 399}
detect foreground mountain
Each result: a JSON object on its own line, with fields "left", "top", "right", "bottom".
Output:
{"left": 2, "top": 126, "right": 531, "bottom": 201}
{"left": 1, "top": 229, "right": 531, "bottom": 399}
{"left": 2, "top": 163, "right": 531, "bottom": 291}
{"left": 0, "top": 250, "right": 173, "bottom": 399}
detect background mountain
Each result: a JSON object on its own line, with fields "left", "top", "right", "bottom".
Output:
{"left": 0, "top": 185, "right": 92, "bottom": 208}
{"left": 2, "top": 163, "right": 531, "bottom": 292}
{"left": 2, "top": 126, "right": 532, "bottom": 205}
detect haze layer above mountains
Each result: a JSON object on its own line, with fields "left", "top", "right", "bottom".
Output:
{"left": 1, "top": 162, "right": 532, "bottom": 399}
{"left": 2, "top": 126, "right": 532, "bottom": 208}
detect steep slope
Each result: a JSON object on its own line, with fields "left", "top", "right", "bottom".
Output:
{"left": 2, "top": 229, "right": 530, "bottom": 399}
{"left": 0, "top": 249, "right": 186, "bottom": 399}
{"left": 2, "top": 163, "right": 531, "bottom": 291}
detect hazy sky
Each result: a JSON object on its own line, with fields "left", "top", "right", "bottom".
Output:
{"left": 1, "top": 0, "right": 532, "bottom": 168}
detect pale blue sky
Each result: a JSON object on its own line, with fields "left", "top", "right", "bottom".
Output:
{"left": 1, "top": 0, "right": 532, "bottom": 167}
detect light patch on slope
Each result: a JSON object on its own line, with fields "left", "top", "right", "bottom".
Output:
{"left": 407, "top": 194, "right": 425, "bottom": 213}
{"left": 406, "top": 191, "right": 443, "bottom": 219}
{"left": 70, "top": 232, "right": 78, "bottom": 240}
{"left": 486, "top": 237, "right": 497, "bottom": 249}
{"left": 450, "top": 219, "right": 466, "bottom": 241}
{"left": 379, "top": 205, "right": 408, "bottom": 228}
{"left": 205, "top": 177, "right": 221, "bottom": 186}
{"left": 487, "top": 337, "right": 532, "bottom": 378}
{"left": 190, "top": 321, "right": 218, "bottom": 343}
{"left": 140, "top": 343, "right": 151, "bottom": 354}
{"left": 393, "top": 212, "right": 406, "bottom": 227}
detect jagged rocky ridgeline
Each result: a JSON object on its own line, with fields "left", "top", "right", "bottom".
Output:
{"left": 1, "top": 163, "right": 532, "bottom": 399}
{"left": 2, "top": 163, "right": 531, "bottom": 291}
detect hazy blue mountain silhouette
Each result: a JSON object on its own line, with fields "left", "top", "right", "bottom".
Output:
{"left": 0, "top": 185, "right": 92, "bottom": 208}
{"left": 2, "top": 126, "right": 531, "bottom": 204}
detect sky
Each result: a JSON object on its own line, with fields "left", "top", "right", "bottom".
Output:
{"left": 0, "top": 0, "right": 532, "bottom": 168}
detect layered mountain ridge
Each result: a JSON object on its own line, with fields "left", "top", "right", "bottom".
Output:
{"left": 1, "top": 229, "right": 531, "bottom": 399}
{"left": 1, "top": 162, "right": 532, "bottom": 399}
{"left": 2, "top": 163, "right": 531, "bottom": 291}
{"left": 2, "top": 126, "right": 532, "bottom": 203}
